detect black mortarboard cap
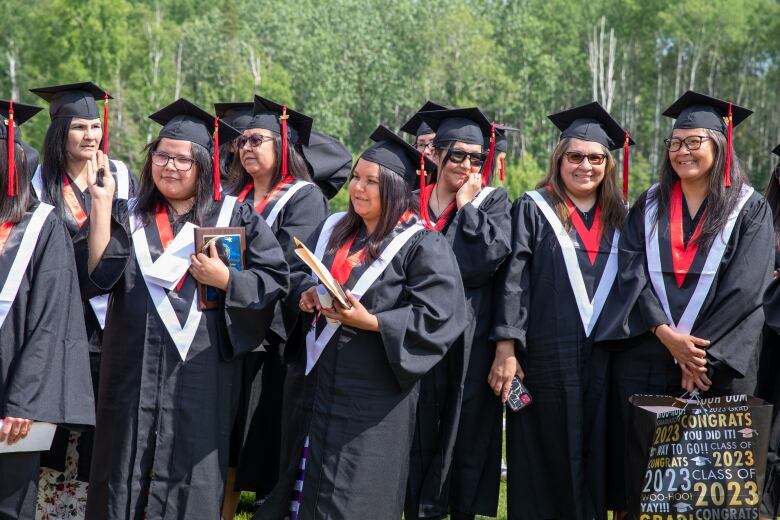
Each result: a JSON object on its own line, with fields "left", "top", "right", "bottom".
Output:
{"left": 0, "top": 100, "right": 42, "bottom": 142}
{"left": 149, "top": 98, "right": 240, "bottom": 150}
{"left": 251, "top": 95, "right": 313, "bottom": 146}
{"left": 361, "top": 125, "right": 436, "bottom": 178}
{"left": 30, "top": 82, "right": 111, "bottom": 120}
{"left": 214, "top": 102, "right": 254, "bottom": 133}
{"left": 663, "top": 90, "right": 752, "bottom": 133}
{"left": 493, "top": 125, "right": 519, "bottom": 154}
{"left": 301, "top": 131, "right": 352, "bottom": 200}
{"left": 400, "top": 100, "right": 447, "bottom": 137}
{"left": 419, "top": 108, "right": 492, "bottom": 147}
{"left": 773, "top": 144, "right": 780, "bottom": 157}
{"left": 548, "top": 101, "right": 634, "bottom": 151}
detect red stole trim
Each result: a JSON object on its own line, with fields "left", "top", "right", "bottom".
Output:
{"left": 566, "top": 198, "right": 603, "bottom": 266}
{"left": 237, "top": 176, "right": 295, "bottom": 215}
{"left": 670, "top": 181, "right": 706, "bottom": 288}
{"left": 154, "top": 204, "right": 186, "bottom": 291}
{"left": 421, "top": 184, "right": 457, "bottom": 232}
{"left": 62, "top": 175, "right": 88, "bottom": 228}
{"left": 0, "top": 221, "right": 14, "bottom": 254}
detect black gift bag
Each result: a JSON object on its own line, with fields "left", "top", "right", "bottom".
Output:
{"left": 627, "top": 394, "right": 772, "bottom": 519}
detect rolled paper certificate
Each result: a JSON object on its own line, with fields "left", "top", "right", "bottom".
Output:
{"left": 316, "top": 285, "right": 340, "bottom": 325}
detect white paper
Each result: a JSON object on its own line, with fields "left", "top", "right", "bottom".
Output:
{"left": 0, "top": 421, "right": 56, "bottom": 453}
{"left": 143, "top": 222, "right": 198, "bottom": 290}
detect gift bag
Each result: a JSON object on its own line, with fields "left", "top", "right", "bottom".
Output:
{"left": 627, "top": 394, "right": 772, "bottom": 519}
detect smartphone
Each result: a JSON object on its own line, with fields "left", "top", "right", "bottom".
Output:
{"left": 506, "top": 376, "right": 532, "bottom": 412}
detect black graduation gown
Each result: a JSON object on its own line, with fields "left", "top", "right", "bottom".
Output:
{"left": 490, "top": 191, "right": 618, "bottom": 520}
{"left": 38, "top": 161, "right": 138, "bottom": 481}
{"left": 80, "top": 198, "right": 289, "bottom": 520}
{"left": 0, "top": 204, "right": 95, "bottom": 519}
{"left": 759, "top": 268, "right": 780, "bottom": 518}
{"left": 406, "top": 187, "right": 511, "bottom": 519}
{"left": 255, "top": 218, "right": 468, "bottom": 520}
{"left": 232, "top": 182, "right": 329, "bottom": 496}
{"left": 596, "top": 187, "right": 774, "bottom": 511}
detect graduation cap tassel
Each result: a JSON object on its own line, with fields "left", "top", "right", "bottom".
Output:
{"left": 499, "top": 156, "right": 506, "bottom": 182}
{"left": 102, "top": 92, "right": 109, "bottom": 154}
{"left": 213, "top": 117, "right": 221, "bottom": 201}
{"left": 6, "top": 100, "right": 15, "bottom": 197}
{"left": 418, "top": 152, "right": 431, "bottom": 227}
{"left": 724, "top": 102, "right": 733, "bottom": 189}
{"left": 622, "top": 130, "right": 630, "bottom": 203}
{"left": 280, "top": 105, "right": 289, "bottom": 176}
{"left": 481, "top": 125, "right": 496, "bottom": 187}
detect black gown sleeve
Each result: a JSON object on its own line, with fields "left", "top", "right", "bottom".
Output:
{"left": 275, "top": 185, "right": 329, "bottom": 264}
{"left": 764, "top": 276, "right": 780, "bottom": 334}
{"left": 2, "top": 215, "right": 95, "bottom": 429}
{"left": 595, "top": 191, "right": 669, "bottom": 341}
{"left": 449, "top": 188, "right": 512, "bottom": 288}
{"left": 375, "top": 230, "right": 468, "bottom": 391}
{"left": 222, "top": 202, "right": 290, "bottom": 357}
{"left": 489, "top": 196, "right": 536, "bottom": 352}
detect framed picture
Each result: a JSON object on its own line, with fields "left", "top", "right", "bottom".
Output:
{"left": 193, "top": 226, "right": 246, "bottom": 310}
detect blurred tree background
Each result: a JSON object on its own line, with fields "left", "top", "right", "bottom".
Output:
{"left": 2, "top": 0, "right": 779, "bottom": 206}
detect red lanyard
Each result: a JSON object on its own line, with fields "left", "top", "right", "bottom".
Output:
{"left": 154, "top": 204, "right": 186, "bottom": 291}
{"left": 237, "top": 176, "right": 294, "bottom": 215}
{"left": 670, "top": 181, "right": 706, "bottom": 288}
{"left": 422, "top": 184, "right": 457, "bottom": 232}
{"left": 566, "top": 198, "right": 603, "bottom": 266}
{"left": 62, "top": 175, "right": 88, "bottom": 228}
{"left": 0, "top": 222, "right": 14, "bottom": 255}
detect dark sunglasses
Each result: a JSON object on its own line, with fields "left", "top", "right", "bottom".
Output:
{"left": 564, "top": 152, "right": 607, "bottom": 166}
{"left": 447, "top": 148, "right": 486, "bottom": 167}
{"left": 236, "top": 134, "right": 275, "bottom": 148}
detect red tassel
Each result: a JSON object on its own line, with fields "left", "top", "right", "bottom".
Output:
{"left": 481, "top": 125, "right": 496, "bottom": 187}
{"left": 213, "top": 117, "right": 221, "bottom": 201}
{"left": 622, "top": 130, "right": 630, "bottom": 203}
{"left": 280, "top": 105, "right": 289, "bottom": 176}
{"left": 724, "top": 102, "right": 733, "bottom": 188}
{"left": 7, "top": 101, "right": 15, "bottom": 197}
{"left": 418, "top": 152, "right": 431, "bottom": 227}
{"left": 102, "top": 92, "right": 109, "bottom": 154}
{"left": 499, "top": 156, "right": 506, "bottom": 182}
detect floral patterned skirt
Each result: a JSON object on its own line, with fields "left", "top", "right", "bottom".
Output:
{"left": 36, "top": 432, "right": 88, "bottom": 520}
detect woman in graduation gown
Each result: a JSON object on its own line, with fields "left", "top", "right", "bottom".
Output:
{"left": 0, "top": 99, "right": 95, "bottom": 519}
{"left": 28, "top": 83, "right": 137, "bottom": 509}
{"left": 254, "top": 125, "right": 467, "bottom": 520}
{"left": 405, "top": 107, "right": 512, "bottom": 520}
{"left": 490, "top": 102, "right": 632, "bottom": 520}
{"left": 79, "top": 99, "right": 289, "bottom": 520}
{"left": 218, "top": 96, "right": 332, "bottom": 517}
{"left": 596, "top": 91, "right": 774, "bottom": 514}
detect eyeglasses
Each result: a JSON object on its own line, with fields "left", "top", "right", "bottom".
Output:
{"left": 236, "top": 134, "right": 275, "bottom": 149}
{"left": 448, "top": 148, "right": 486, "bottom": 167}
{"left": 151, "top": 151, "right": 194, "bottom": 171}
{"left": 664, "top": 135, "right": 711, "bottom": 152}
{"left": 415, "top": 142, "right": 433, "bottom": 152}
{"left": 564, "top": 152, "right": 607, "bottom": 166}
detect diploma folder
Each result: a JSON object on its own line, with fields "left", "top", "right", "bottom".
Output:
{"left": 293, "top": 237, "right": 352, "bottom": 309}
{"left": 0, "top": 421, "right": 56, "bottom": 453}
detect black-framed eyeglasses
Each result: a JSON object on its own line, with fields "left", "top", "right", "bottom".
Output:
{"left": 236, "top": 134, "right": 275, "bottom": 149}
{"left": 664, "top": 135, "right": 711, "bottom": 152}
{"left": 415, "top": 142, "right": 433, "bottom": 152}
{"left": 447, "top": 148, "right": 486, "bottom": 167}
{"left": 151, "top": 151, "right": 195, "bottom": 171}
{"left": 564, "top": 152, "right": 607, "bottom": 166}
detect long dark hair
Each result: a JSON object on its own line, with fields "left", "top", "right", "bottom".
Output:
{"left": 41, "top": 116, "right": 104, "bottom": 220}
{"left": 764, "top": 164, "right": 780, "bottom": 248}
{"left": 327, "top": 162, "right": 417, "bottom": 263}
{"left": 132, "top": 137, "right": 214, "bottom": 226}
{"left": 224, "top": 133, "right": 311, "bottom": 195}
{"left": 536, "top": 137, "right": 626, "bottom": 233}
{"left": 0, "top": 142, "right": 32, "bottom": 223}
{"left": 651, "top": 129, "right": 747, "bottom": 250}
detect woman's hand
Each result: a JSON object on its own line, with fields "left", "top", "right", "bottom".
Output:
{"left": 298, "top": 286, "right": 320, "bottom": 314}
{"left": 456, "top": 173, "right": 482, "bottom": 209}
{"left": 189, "top": 240, "right": 230, "bottom": 291}
{"left": 86, "top": 150, "right": 115, "bottom": 208}
{"left": 681, "top": 369, "right": 712, "bottom": 393}
{"left": 488, "top": 340, "right": 525, "bottom": 403}
{"left": 319, "top": 291, "right": 379, "bottom": 331}
{"left": 654, "top": 325, "right": 709, "bottom": 376}
{"left": 0, "top": 417, "right": 32, "bottom": 444}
